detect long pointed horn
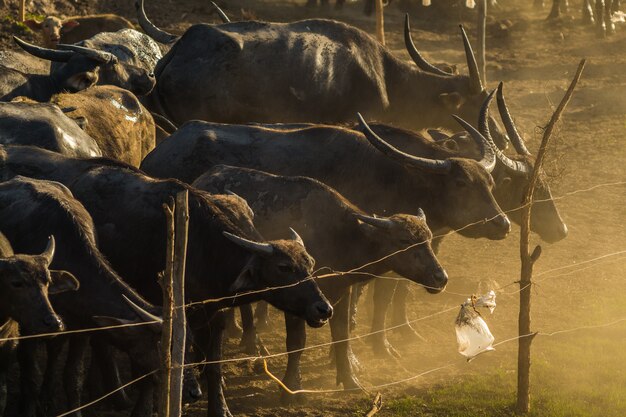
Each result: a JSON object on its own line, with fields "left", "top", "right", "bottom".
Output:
{"left": 57, "top": 44, "right": 116, "bottom": 63}
{"left": 357, "top": 113, "right": 452, "bottom": 173}
{"left": 452, "top": 115, "right": 496, "bottom": 173}
{"left": 288, "top": 228, "right": 305, "bottom": 247}
{"left": 14, "top": 36, "right": 74, "bottom": 62}
{"left": 459, "top": 25, "right": 484, "bottom": 94}
{"left": 40, "top": 235, "right": 56, "bottom": 266}
{"left": 478, "top": 90, "right": 531, "bottom": 175}
{"left": 122, "top": 295, "right": 163, "bottom": 324}
{"left": 135, "top": 0, "right": 178, "bottom": 44}
{"left": 354, "top": 213, "right": 394, "bottom": 229}
{"left": 211, "top": 1, "right": 231, "bottom": 23}
{"left": 223, "top": 231, "right": 274, "bottom": 256}
{"left": 496, "top": 82, "right": 531, "bottom": 156}
{"left": 404, "top": 14, "right": 452, "bottom": 76}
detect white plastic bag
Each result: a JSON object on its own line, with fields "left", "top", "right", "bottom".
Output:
{"left": 455, "top": 293, "right": 495, "bottom": 361}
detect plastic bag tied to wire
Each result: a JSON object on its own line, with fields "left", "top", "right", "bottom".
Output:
{"left": 455, "top": 291, "right": 496, "bottom": 361}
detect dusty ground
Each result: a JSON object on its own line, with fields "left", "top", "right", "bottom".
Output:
{"left": 1, "top": 0, "right": 624, "bottom": 416}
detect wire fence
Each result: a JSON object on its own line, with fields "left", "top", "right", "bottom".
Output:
{"left": 1, "top": 178, "right": 619, "bottom": 415}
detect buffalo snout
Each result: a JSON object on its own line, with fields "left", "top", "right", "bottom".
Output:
{"left": 426, "top": 269, "right": 448, "bottom": 294}
{"left": 43, "top": 313, "right": 64, "bottom": 332}
{"left": 489, "top": 213, "right": 511, "bottom": 239}
{"left": 306, "top": 300, "right": 333, "bottom": 328}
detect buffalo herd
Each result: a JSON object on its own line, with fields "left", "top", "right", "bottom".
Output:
{"left": 0, "top": 0, "right": 606, "bottom": 415}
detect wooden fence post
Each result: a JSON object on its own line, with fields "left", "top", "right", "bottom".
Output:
{"left": 375, "top": 0, "right": 385, "bottom": 45}
{"left": 19, "top": 0, "right": 26, "bottom": 22}
{"left": 477, "top": 0, "right": 487, "bottom": 86}
{"left": 169, "top": 190, "right": 189, "bottom": 417}
{"left": 158, "top": 199, "right": 175, "bottom": 417}
{"left": 516, "top": 59, "right": 585, "bottom": 413}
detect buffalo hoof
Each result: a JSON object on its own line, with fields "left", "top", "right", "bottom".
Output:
{"left": 337, "top": 371, "right": 361, "bottom": 391}
{"left": 239, "top": 330, "right": 259, "bottom": 355}
{"left": 280, "top": 375, "right": 305, "bottom": 405}
{"left": 371, "top": 334, "right": 401, "bottom": 359}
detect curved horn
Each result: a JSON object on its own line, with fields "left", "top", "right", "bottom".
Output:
{"left": 477, "top": 90, "right": 531, "bottom": 175}
{"left": 288, "top": 228, "right": 305, "bottom": 247}
{"left": 354, "top": 213, "right": 394, "bottom": 229}
{"left": 211, "top": 1, "right": 231, "bottom": 23}
{"left": 404, "top": 14, "right": 452, "bottom": 76}
{"left": 57, "top": 44, "right": 116, "bottom": 63}
{"left": 223, "top": 231, "right": 274, "bottom": 256}
{"left": 452, "top": 115, "right": 496, "bottom": 173}
{"left": 459, "top": 25, "right": 483, "bottom": 94}
{"left": 14, "top": 36, "right": 74, "bottom": 62}
{"left": 40, "top": 235, "right": 56, "bottom": 266}
{"left": 122, "top": 295, "right": 163, "bottom": 324}
{"left": 135, "top": 0, "right": 178, "bottom": 44}
{"left": 496, "top": 82, "right": 531, "bottom": 156}
{"left": 357, "top": 113, "right": 452, "bottom": 173}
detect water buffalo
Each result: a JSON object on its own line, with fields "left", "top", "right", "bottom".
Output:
{"left": 0, "top": 146, "right": 332, "bottom": 417}
{"left": 0, "top": 176, "right": 174, "bottom": 416}
{"left": 0, "top": 232, "right": 79, "bottom": 416}
{"left": 0, "top": 49, "right": 49, "bottom": 74}
{"left": 1, "top": 37, "right": 155, "bottom": 102}
{"left": 25, "top": 14, "right": 135, "bottom": 49}
{"left": 193, "top": 164, "right": 447, "bottom": 396}
{"left": 0, "top": 100, "right": 101, "bottom": 158}
{"left": 136, "top": 0, "right": 509, "bottom": 147}
{"left": 140, "top": 115, "right": 510, "bottom": 241}
{"left": 49, "top": 85, "right": 156, "bottom": 166}
{"left": 350, "top": 83, "right": 569, "bottom": 350}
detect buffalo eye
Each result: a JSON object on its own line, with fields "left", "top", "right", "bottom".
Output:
{"left": 10, "top": 280, "right": 24, "bottom": 289}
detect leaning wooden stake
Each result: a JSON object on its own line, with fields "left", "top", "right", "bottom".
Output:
{"left": 375, "top": 0, "right": 385, "bottom": 45}
{"left": 169, "top": 190, "right": 189, "bottom": 417}
{"left": 158, "top": 198, "right": 175, "bottom": 417}
{"left": 516, "top": 59, "right": 586, "bottom": 414}
{"left": 19, "top": 0, "right": 26, "bottom": 22}
{"left": 477, "top": 0, "right": 487, "bottom": 86}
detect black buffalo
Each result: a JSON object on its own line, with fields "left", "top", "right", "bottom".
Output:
{"left": 137, "top": 0, "right": 509, "bottom": 148}
{"left": 193, "top": 164, "right": 447, "bottom": 394}
{"left": 0, "top": 146, "right": 332, "bottom": 417}
{"left": 0, "top": 232, "right": 78, "bottom": 416}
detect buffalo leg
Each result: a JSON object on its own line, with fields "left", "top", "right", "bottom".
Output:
{"left": 364, "top": 0, "right": 374, "bottom": 15}
{"left": 612, "top": 0, "right": 620, "bottom": 13}
{"left": 349, "top": 282, "right": 365, "bottom": 332}
{"left": 370, "top": 279, "right": 399, "bottom": 358}
{"left": 254, "top": 301, "right": 270, "bottom": 331}
{"left": 281, "top": 312, "right": 306, "bottom": 405}
{"left": 39, "top": 336, "right": 67, "bottom": 415}
{"left": 548, "top": 0, "right": 562, "bottom": 18}
{"left": 330, "top": 289, "right": 361, "bottom": 390}
{"left": 223, "top": 308, "right": 242, "bottom": 339}
{"left": 90, "top": 338, "right": 132, "bottom": 409}
{"left": 129, "top": 363, "right": 155, "bottom": 417}
{"left": 62, "top": 335, "right": 89, "bottom": 417}
{"left": 596, "top": 0, "right": 608, "bottom": 36}
{"left": 605, "top": 0, "right": 616, "bottom": 34}
{"left": 335, "top": 0, "right": 344, "bottom": 10}
{"left": 390, "top": 281, "right": 421, "bottom": 341}
{"left": 239, "top": 304, "right": 258, "bottom": 355}
{"left": 192, "top": 309, "right": 232, "bottom": 417}
{"left": 583, "top": 0, "right": 595, "bottom": 23}
{"left": 18, "top": 340, "right": 43, "bottom": 417}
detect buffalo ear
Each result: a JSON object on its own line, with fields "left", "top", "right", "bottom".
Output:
{"left": 228, "top": 266, "right": 257, "bottom": 294}
{"left": 442, "top": 139, "right": 459, "bottom": 152}
{"left": 439, "top": 92, "right": 464, "bottom": 110}
{"left": 61, "top": 20, "right": 80, "bottom": 33}
{"left": 49, "top": 270, "right": 79, "bottom": 294}
{"left": 24, "top": 20, "right": 43, "bottom": 31}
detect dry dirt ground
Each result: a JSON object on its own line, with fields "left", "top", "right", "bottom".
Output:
{"left": 0, "top": 0, "right": 625, "bottom": 416}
